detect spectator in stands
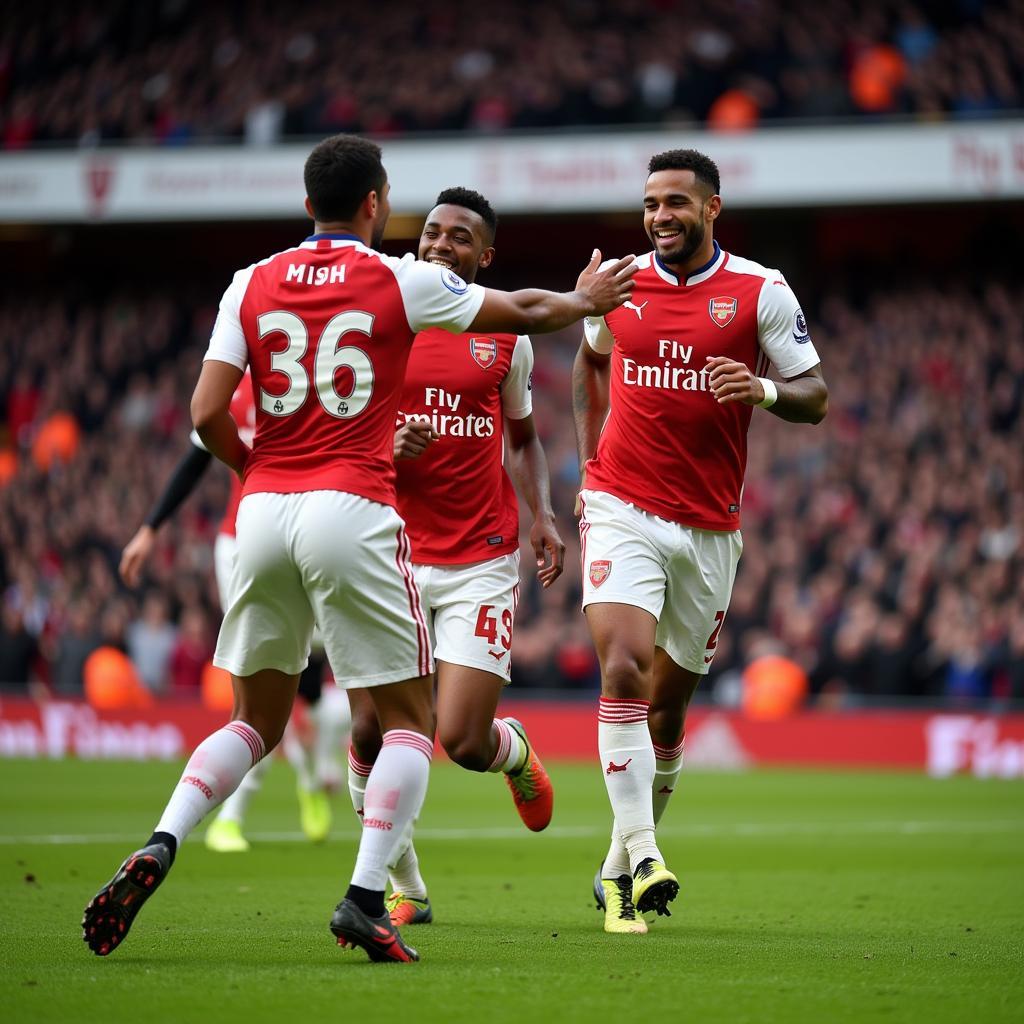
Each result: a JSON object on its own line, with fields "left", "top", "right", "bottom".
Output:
{"left": 126, "top": 592, "right": 178, "bottom": 694}
{"left": 1, "top": 1, "right": 1021, "bottom": 147}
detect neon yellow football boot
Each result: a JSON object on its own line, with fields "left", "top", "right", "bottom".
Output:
{"left": 204, "top": 818, "right": 250, "bottom": 853}
{"left": 298, "top": 786, "right": 331, "bottom": 843}
{"left": 632, "top": 857, "right": 679, "bottom": 920}
{"left": 593, "top": 865, "right": 647, "bottom": 934}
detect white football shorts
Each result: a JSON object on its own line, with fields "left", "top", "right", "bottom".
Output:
{"left": 213, "top": 532, "right": 240, "bottom": 612}
{"left": 578, "top": 489, "right": 742, "bottom": 675}
{"left": 413, "top": 552, "right": 520, "bottom": 683}
{"left": 213, "top": 490, "right": 433, "bottom": 686}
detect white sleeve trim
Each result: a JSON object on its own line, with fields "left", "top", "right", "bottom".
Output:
{"left": 583, "top": 315, "right": 614, "bottom": 354}
{"left": 390, "top": 255, "right": 487, "bottom": 334}
{"left": 756, "top": 274, "right": 821, "bottom": 379}
{"left": 188, "top": 429, "right": 207, "bottom": 452}
{"left": 204, "top": 266, "right": 254, "bottom": 371}
{"left": 502, "top": 335, "right": 534, "bottom": 420}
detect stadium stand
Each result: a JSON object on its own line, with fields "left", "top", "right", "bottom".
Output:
{"left": 2, "top": 0, "right": 1023, "bottom": 148}
{"left": 2, "top": 276, "right": 1022, "bottom": 704}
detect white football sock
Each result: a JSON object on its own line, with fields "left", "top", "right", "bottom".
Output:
{"left": 313, "top": 686, "right": 351, "bottom": 790}
{"left": 598, "top": 697, "right": 660, "bottom": 873}
{"left": 652, "top": 736, "right": 685, "bottom": 825}
{"left": 347, "top": 746, "right": 373, "bottom": 822}
{"left": 214, "top": 753, "right": 272, "bottom": 825}
{"left": 487, "top": 718, "right": 527, "bottom": 774}
{"left": 388, "top": 820, "right": 427, "bottom": 900}
{"left": 155, "top": 721, "right": 265, "bottom": 844}
{"left": 604, "top": 733, "right": 685, "bottom": 876}
{"left": 350, "top": 730, "right": 432, "bottom": 892}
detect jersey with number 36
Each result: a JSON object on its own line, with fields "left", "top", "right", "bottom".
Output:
{"left": 203, "top": 233, "right": 486, "bottom": 508}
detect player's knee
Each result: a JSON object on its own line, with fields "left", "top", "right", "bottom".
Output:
{"left": 601, "top": 649, "right": 651, "bottom": 699}
{"left": 439, "top": 727, "right": 490, "bottom": 773}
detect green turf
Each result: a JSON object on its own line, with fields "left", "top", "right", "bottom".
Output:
{"left": 1, "top": 758, "right": 1021, "bottom": 1024}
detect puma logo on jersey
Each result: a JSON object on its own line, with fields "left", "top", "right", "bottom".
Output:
{"left": 624, "top": 300, "right": 649, "bottom": 320}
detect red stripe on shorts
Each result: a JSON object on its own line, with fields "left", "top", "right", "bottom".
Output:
{"left": 395, "top": 526, "right": 430, "bottom": 677}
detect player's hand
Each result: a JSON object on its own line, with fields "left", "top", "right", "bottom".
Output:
{"left": 394, "top": 421, "right": 439, "bottom": 460}
{"left": 706, "top": 356, "right": 764, "bottom": 406}
{"left": 119, "top": 525, "right": 156, "bottom": 587}
{"left": 575, "top": 250, "right": 637, "bottom": 317}
{"left": 531, "top": 513, "right": 565, "bottom": 588}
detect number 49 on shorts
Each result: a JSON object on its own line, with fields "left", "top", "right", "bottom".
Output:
{"left": 475, "top": 604, "right": 512, "bottom": 650}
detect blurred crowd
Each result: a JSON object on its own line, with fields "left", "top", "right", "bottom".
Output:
{"left": 1, "top": 275, "right": 1021, "bottom": 708}
{"left": 2, "top": 0, "right": 1022, "bottom": 149}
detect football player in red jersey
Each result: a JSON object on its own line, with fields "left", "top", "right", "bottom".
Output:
{"left": 345, "top": 188, "right": 563, "bottom": 927}
{"left": 573, "top": 149, "right": 828, "bottom": 933}
{"left": 83, "top": 134, "right": 635, "bottom": 964}
{"left": 119, "top": 372, "right": 351, "bottom": 853}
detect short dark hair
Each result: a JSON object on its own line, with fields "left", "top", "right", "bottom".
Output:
{"left": 434, "top": 186, "right": 498, "bottom": 241}
{"left": 648, "top": 149, "right": 721, "bottom": 196}
{"left": 304, "top": 134, "right": 385, "bottom": 222}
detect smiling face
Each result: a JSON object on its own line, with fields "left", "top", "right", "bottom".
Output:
{"left": 417, "top": 203, "right": 494, "bottom": 284}
{"left": 643, "top": 169, "right": 720, "bottom": 268}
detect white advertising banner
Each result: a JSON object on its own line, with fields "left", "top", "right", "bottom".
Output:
{"left": 0, "top": 122, "right": 1021, "bottom": 222}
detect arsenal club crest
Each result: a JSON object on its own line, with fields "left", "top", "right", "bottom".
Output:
{"left": 709, "top": 296, "right": 738, "bottom": 328}
{"left": 470, "top": 336, "right": 497, "bottom": 368}
{"left": 589, "top": 560, "right": 612, "bottom": 587}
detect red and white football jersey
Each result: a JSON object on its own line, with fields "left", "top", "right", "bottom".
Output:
{"left": 583, "top": 243, "right": 820, "bottom": 531}
{"left": 203, "top": 234, "right": 485, "bottom": 508}
{"left": 395, "top": 330, "right": 533, "bottom": 565}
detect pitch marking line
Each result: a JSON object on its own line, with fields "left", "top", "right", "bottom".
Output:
{"left": 0, "top": 819, "right": 1021, "bottom": 846}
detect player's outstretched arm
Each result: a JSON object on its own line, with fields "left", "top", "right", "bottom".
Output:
{"left": 706, "top": 358, "right": 828, "bottom": 423}
{"left": 571, "top": 338, "right": 611, "bottom": 514}
{"left": 506, "top": 414, "right": 565, "bottom": 588}
{"left": 119, "top": 443, "right": 213, "bottom": 586}
{"left": 191, "top": 360, "right": 249, "bottom": 475}
{"left": 469, "top": 251, "right": 636, "bottom": 335}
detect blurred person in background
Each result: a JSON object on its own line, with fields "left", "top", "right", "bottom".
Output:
{"left": 126, "top": 592, "right": 177, "bottom": 694}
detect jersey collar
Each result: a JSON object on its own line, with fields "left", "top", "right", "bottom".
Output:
{"left": 300, "top": 232, "right": 365, "bottom": 249}
{"left": 652, "top": 240, "right": 725, "bottom": 287}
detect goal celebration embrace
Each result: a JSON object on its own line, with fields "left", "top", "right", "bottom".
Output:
{"left": 81, "top": 135, "right": 826, "bottom": 964}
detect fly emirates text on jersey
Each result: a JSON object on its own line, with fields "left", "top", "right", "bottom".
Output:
{"left": 399, "top": 387, "right": 496, "bottom": 438}
{"left": 622, "top": 339, "right": 712, "bottom": 393}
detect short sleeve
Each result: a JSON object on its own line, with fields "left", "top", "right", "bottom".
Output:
{"left": 501, "top": 335, "right": 534, "bottom": 420}
{"left": 756, "top": 274, "right": 821, "bottom": 379}
{"left": 583, "top": 315, "right": 615, "bottom": 355}
{"left": 204, "top": 267, "right": 253, "bottom": 371}
{"left": 390, "top": 255, "right": 486, "bottom": 333}
{"left": 188, "top": 429, "right": 207, "bottom": 452}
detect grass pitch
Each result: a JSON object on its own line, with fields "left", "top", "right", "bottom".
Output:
{"left": 1, "top": 757, "right": 1022, "bottom": 1024}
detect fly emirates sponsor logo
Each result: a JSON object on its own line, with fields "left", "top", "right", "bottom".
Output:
{"left": 622, "top": 339, "right": 712, "bottom": 393}
{"left": 399, "top": 387, "right": 495, "bottom": 438}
